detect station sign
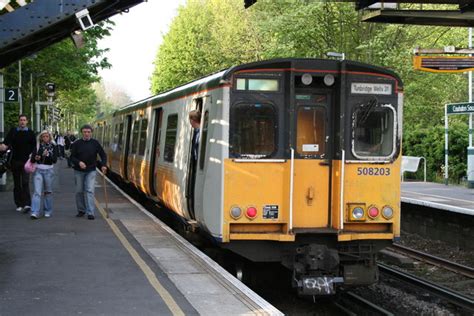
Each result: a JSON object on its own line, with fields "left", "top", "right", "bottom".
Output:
{"left": 446, "top": 102, "right": 474, "bottom": 115}
{"left": 413, "top": 56, "right": 474, "bottom": 73}
{"left": 3, "top": 88, "right": 19, "bottom": 102}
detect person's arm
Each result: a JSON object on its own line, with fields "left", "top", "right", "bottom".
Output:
{"left": 97, "top": 141, "right": 107, "bottom": 172}
{"left": 70, "top": 141, "right": 80, "bottom": 166}
{"left": 50, "top": 145, "right": 58, "bottom": 164}
{"left": 1, "top": 128, "right": 14, "bottom": 151}
{"left": 31, "top": 144, "right": 38, "bottom": 163}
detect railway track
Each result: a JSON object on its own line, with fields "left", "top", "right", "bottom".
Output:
{"left": 387, "top": 243, "right": 474, "bottom": 278}
{"left": 334, "top": 291, "right": 394, "bottom": 316}
{"left": 378, "top": 262, "right": 474, "bottom": 313}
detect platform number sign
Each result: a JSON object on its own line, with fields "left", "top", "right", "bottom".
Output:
{"left": 4, "top": 88, "right": 19, "bottom": 102}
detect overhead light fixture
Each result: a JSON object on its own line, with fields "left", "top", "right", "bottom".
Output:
{"left": 70, "top": 30, "right": 85, "bottom": 49}
{"left": 75, "top": 8, "right": 94, "bottom": 31}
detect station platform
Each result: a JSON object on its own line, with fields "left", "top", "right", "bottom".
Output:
{"left": 401, "top": 182, "right": 474, "bottom": 216}
{"left": 0, "top": 160, "right": 281, "bottom": 315}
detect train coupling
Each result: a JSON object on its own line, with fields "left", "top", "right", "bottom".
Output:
{"left": 292, "top": 244, "right": 342, "bottom": 295}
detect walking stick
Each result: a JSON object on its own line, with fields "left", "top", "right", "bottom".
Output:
{"left": 102, "top": 170, "right": 110, "bottom": 218}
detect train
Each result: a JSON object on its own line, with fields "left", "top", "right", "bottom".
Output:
{"left": 94, "top": 58, "right": 403, "bottom": 295}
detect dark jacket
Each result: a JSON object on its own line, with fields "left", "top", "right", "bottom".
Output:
{"left": 65, "top": 134, "right": 76, "bottom": 150}
{"left": 30, "top": 143, "right": 58, "bottom": 165}
{"left": 4, "top": 127, "right": 36, "bottom": 162}
{"left": 70, "top": 138, "right": 107, "bottom": 172}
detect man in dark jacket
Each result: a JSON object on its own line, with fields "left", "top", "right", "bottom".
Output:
{"left": 0, "top": 115, "right": 36, "bottom": 212}
{"left": 70, "top": 124, "right": 107, "bottom": 220}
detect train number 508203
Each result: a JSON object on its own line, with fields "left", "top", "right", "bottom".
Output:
{"left": 357, "top": 167, "right": 391, "bottom": 176}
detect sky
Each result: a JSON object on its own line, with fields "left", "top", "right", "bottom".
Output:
{"left": 98, "top": 0, "right": 185, "bottom": 102}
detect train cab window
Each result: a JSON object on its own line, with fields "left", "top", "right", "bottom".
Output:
{"left": 138, "top": 119, "right": 148, "bottom": 156}
{"left": 230, "top": 103, "right": 277, "bottom": 158}
{"left": 353, "top": 103, "right": 395, "bottom": 158}
{"left": 164, "top": 114, "right": 178, "bottom": 163}
{"left": 235, "top": 78, "right": 279, "bottom": 92}
{"left": 296, "top": 106, "right": 326, "bottom": 157}
{"left": 199, "top": 111, "right": 209, "bottom": 170}
{"left": 131, "top": 120, "right": 140, "bottom": 155}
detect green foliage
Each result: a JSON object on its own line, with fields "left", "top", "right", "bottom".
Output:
{"left": 151, "top": 0, "right": 471, "bottom": 183}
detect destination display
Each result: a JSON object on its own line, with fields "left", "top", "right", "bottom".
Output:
{"left": 414, "top": 56, "right": 474, "bottom": 73}
{"left": 446, "top": 102, "right": 474, "bottom": 115}
{"left": 351, "top": 83, "right": 392, "bottom": 95}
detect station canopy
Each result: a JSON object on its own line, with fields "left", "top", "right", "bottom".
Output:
{"left": 355, "top": 1, "right": 474, "bottom": 27}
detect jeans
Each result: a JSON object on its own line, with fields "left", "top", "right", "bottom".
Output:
{"left": 74, "top": 170, "right": 96, "bottom": 216}
{"left": 11, "top": 160, "right": 31, "bottom": 207}
{"left": 31, "top": 168, "right": 55, "bottom": 216}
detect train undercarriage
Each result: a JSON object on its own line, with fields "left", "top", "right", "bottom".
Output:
{"left": 223, "top": 236, "right": 391, "bottom": 296}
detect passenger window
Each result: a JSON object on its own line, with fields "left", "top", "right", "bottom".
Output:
{"left": 138, "top": 119, "right": 148, "bottom": 156}
{"left": 131, "top": 120, "right": 140, "bottom": 155}
{"left": 199, "top": 111, "right": 209, "bottom": 170}
{"left": 296, "top": 106, "right": 326, "bottom": 157}
{"left": 230, "top": 103, "right": 277, "bottom": 158}
{"left": 164, "top": 114, "right": 178, "bottom": 162}
{"left": 117, "top": 123, "right": 124, "bottom": 151}
{"left": 353, "top": 101, "right": 395, "bottom": 157}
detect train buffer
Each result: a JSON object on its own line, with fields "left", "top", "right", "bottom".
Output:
{"left": 401, "top": 181, "right": 474, "bottom": 216}
{"left": 0, "top": 159, "right": 282, "bottom": 315}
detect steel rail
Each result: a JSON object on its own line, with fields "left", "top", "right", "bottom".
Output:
{"left": 378, "top": 263, "right": 474, "bottom": 312}
{"left": 388, "top": 244, "right": 474, "bottom": 279}
{"left": 345, "top": 291, "right": 394, "bottom": 316}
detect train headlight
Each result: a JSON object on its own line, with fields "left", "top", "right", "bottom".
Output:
{"left": 230, "top": 206, "right": 242, "bottom": 219}
{"left": 382, "top": 206, "right": 394, "bottom": 219}
{"left": 246, "top": 206, "right": 258, "bottom": 219}
{"left": 352, "top": 207, "right": 364, "bottom": 220}
{"left": 368, "top": 206, "right": 379, "bottom": 219}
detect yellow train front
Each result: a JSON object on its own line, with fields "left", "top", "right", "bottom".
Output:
{"left": 98, "top": 58, "right": 403, "bottom": 296}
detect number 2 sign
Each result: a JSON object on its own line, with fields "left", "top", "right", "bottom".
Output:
{"left": 4, "top": 88, "right": 19, "bottom": 102}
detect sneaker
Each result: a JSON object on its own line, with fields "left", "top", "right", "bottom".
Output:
{"left": 76, "top": 211, "right": 85, "bottom": 217}
{"left": 23, "top": 206, "right": 31, "bottom": 213}
{"left": 44, "top": 213, "right": 51, "bottom": 218}
{"left": 16, "top": 207, "right": 23, "bottom": 212}
{"left": 30, "top": 214, "right": 38, "bottom": 220}
{"left": 87, "top": 215, "right": 95, "bottom": 220}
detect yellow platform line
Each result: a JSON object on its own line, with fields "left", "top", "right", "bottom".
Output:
{"left": 95, "top": 200, "right": 185, "bottom": 316}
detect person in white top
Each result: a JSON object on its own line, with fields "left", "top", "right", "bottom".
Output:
{"left": 56, "top": 133, "right": 65, "bottom": 159}
{"left": 30, "top": 130, "right": 59, "bottom": 219}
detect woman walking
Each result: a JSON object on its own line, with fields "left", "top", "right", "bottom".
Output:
{"left": 30, "top": 130, "right": 58, "bottom": 219}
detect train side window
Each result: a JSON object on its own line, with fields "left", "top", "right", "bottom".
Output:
{"left": 352, "top": 103, "right": 395, "bottom": 158}
{"left": 138, "top": 119, "right": 148, "bottom": 156}
{"left": 296, "top": 106, "right": 326, "bottom": 157}
{"left": 131, "top": 120, "right": 140, "bottom": 155}
{"left": 164, "top": 114, "right": 178, "bottom": 163}
{"left": 230, "top": 103, "right": 277, "bottom": 158}
{"left": 117, "top": 123, "right": 124, "bottom": 151}
{"left": 199, "top": 111, "right": 209, "bottom": 170}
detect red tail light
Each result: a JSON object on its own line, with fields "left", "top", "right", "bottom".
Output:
{"left": 368, "top": 206, "right": 379, "bottom": 219}
{"left": 246, "top": 206, "right": 257, "bottom": 219}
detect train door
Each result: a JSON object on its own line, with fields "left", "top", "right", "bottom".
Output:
{"left": 150, "top": 108, "right": 163, "bottom": 196}
{"left": 193, "top": 97, "right": 211, "bottom": 221}
{"left": 186, "top": 98, "right": 203, "bottom": 220}
{"left": 292, "top": 89, "right": 332, "bottom": 228}
{"left": 122, "top": 114, "right": 132, "bottom": 181}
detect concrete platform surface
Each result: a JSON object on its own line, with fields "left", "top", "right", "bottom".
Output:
{"left": 0, "top": 160, "right": 282, "bottom": 315}
{"left": 401, "top": 182, "right": 474, "bottom": 215}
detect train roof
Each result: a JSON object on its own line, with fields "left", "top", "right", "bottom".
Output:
{"left": 112, "top": 58, "right": 403, "bottom": 117}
